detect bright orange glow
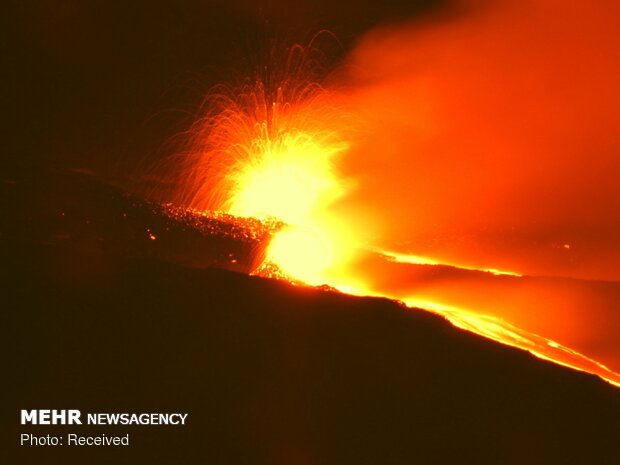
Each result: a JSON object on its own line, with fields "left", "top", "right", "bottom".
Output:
{"left": 381, "top": 250, "right": 522, "bottom": 277}
{"left": 227, "top": 130, "right": 347, "bottom": 224}
{"left": 174, "top": 6, "right": 620, "bottom": 389}
{"left": 226, "top": 125, "right": 361, "bottom": 287}
{"left": 401, "top": 299, "right": 620, "bottom": 388}
{"left": 222, "top": 124, "right": 357, "bottom": 285}
{"left": 223, "top": 125, "right": 358, "bottom": 286}
{"left": 267, "top": 226, "right": 334, "bottom": 285}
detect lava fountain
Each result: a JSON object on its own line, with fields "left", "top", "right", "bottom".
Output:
{"left": 170, "top": 29, "right": 620, "bottom": 387}
{"left": 174, "top": 39, "right": 360, "bottom": 287}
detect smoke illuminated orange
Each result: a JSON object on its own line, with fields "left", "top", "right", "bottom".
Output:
{"left": 174, "top": 3, "right": 620, "bottom": 388}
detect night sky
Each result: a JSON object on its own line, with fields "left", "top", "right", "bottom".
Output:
{"left": 4, "top": 0, "right": 443, "bottom": 175}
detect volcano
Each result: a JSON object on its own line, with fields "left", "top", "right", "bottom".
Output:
{"left": 5, "top": 1, "right": 620, "bottom": 462}
{"left": 4, "top": 164, "right": 620, "bottom": 464}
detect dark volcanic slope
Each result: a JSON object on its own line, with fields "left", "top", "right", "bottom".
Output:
{"left": 4, "top": 246, "right": 620, "bottom": 465}
{"left": 2, "top": 167, "right": 620, "bottom": 464}
{"left": 0, "top": 164, "right": 274, "bottom": 275}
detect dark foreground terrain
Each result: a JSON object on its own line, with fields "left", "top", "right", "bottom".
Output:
{"left": 3, "top": 168, "right": 620, "bottom": 465}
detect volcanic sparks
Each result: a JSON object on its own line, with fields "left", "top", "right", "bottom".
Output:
{"left": 170, "top": 35, "right": 620, "bottom": 388}
{"left": 221, "top": 122, "right": 355, "bottom": 285}
{"left": 172, "top": 37, "right": 360, "bottom": 287}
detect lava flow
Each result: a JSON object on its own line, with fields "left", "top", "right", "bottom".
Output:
{"left": 169, "top": 8, "right": 620, "bottom": 387}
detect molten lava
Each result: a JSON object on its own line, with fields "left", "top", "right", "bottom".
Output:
{"left": 222, "top": 123, "right": 355, "bottom": 285}
{"left": 175, "top": 39, "right": 360, "bottom": 288}
{"left": 173, "top": 11, "right": 620, "bottom": 388}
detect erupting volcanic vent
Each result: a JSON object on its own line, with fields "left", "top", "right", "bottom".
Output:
{"left": 162, "top": 12, "right": 620, "bottom": 388}
{"left": 168, "top": 36, "right": 359, "bottom": 286}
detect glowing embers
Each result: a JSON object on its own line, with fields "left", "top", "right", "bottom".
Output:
{"left": 222, "top": 123, "right": 355, "bottom": 285}
{"left": 227, "top": 129, "right": 347, "bottom": 225}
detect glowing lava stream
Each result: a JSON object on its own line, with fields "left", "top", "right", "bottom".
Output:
{"left": 179, "top": 68, "right": 620, "bottom": 387}
{"left": 380, "top": 251, "right": 522, "bottom": 277}
{"left": 222, "top": 145, "right": 620, "bottom": 388}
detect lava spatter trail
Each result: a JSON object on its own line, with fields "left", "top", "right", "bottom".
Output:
{"left": 161, "top": 36, "right": 620, "bottom": 388}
